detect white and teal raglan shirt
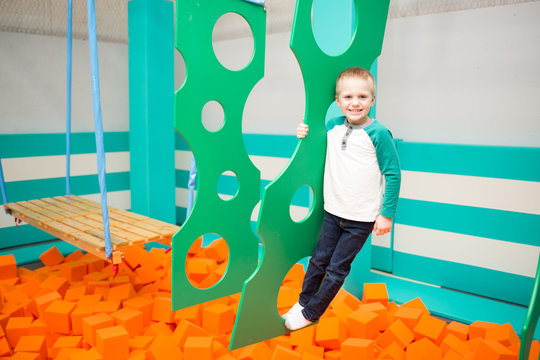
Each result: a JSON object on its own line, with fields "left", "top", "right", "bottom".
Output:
{"left": 324, "top": 116, "right": 401, "bottom": 221}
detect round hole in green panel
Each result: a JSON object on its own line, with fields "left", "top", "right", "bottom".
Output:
{"left": 212, "top": 12, "right": 254, "bottom": 71}
{"left": 186, "top": 234, "right": 230, "bottom": 289}
{"left": 217, "top": 170, "right": 239, "bottom": 201}
{"left": 311, "top": 1, "right": 354, "bottom": 56}
{"left": 202, "top": 100, "right": 225, "bottom": 132}
{"left": 174, "top": 49, "right": 186, "bottom": 92}
{"left": 290, "top": 185, "right": 315, "bottom": 223}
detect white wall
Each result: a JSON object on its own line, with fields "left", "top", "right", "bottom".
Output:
{"left": 2, "top": 2, "right": 540, "bottom": 146}
{"left": 0, "top": 31, "right": 129, "bottom": 134}
{"left": 377, "top": 2, "right": 540, "bottom": 147}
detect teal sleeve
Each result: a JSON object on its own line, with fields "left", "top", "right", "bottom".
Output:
{"left": 369, "top": 124, "right": 401, "bottom": 218}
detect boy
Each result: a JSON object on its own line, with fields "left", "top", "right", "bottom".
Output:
{"left": 284, "top": 67, "right": 401, "bottom": 330}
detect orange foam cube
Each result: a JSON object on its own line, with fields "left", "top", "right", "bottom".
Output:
{"left": 43, "top": 300, "right": 77, "bottom": 334}
{"left": 406, "top": 337, "right": 443, "bottom": 360}
{"left": 413, "top": 315, "right": 447, "bottom": 345}
{"left": 332, "top": 288, "right": 362, "bottom": 310}
{"left": 96, "top": 325, "right": 129, "bottom": 360}
{"left": 30, "top": 291, "right": 62, "bottom": 318}
{"left": 111, "top": 307, "right": 143, "bottom": 337}
{"left": 41, "top": 276, "right": 69, "bottom": 297}
{"left": 146, "top": 333, "right": 183, "bottom": 360}
{"left": 173, "top": 320, "right": 209, "bottom": 349}
{"left": 123, "top": 296, "right": 153, "bottom": 326}
{"left": 28, "top": 319, "right": 47, "bottom": 337}
{"left": 106, "top": 283, "right": 135, "bottom": 302}
{"left": 10, "top": 352, "right": 41, "bottom": 360}
{"left": 5, "top": 316, "right": 33, "bottom": 347}
{"left": 60, "top": 261, "right": 88, "bottom": 282}
{"left": 94, "top": 300, "right": 121, "bottom": 314}
{"left": 362, "top": 283, "right": 389, "bottom": 305}
{"left": 184, "top": 336, "right": 213, "bottom": 360}
{"left": 484, "top": 323, "right": 519, "bottom": 347}
{"left": 446, "top": 321, "right": 469, "bottom": 341}
{"left": 0, "top": 336, "right": 11, "bottom": 357}
{"left": 394, "top": 306, "right": 423, "bottom": 331}
{"left": 0, "top": 254, "right": 17, "bottom": 280}
{"left": 376, "top": 319, "right": 415, "bottom": 349}
{"left": 128, "top": 336, "right": 154, "bottom": 351}
{"left": 64, "top": 249, "right": 83, "bottom": 263}
{"left": 443, "top": 349, "right": 467, "bottom": 360}
{"left": 238, "top": 342, "right": 273, "bottom": 360}
{"left": 270, "top": 344, "right": 301, "bottom": 360}
{"left": 379, "top": 341, "right": 406, "bottom": 360}
{"left": 359, "top": 302, "right": 391, "bottom": 331}
{"left": 202, "top": 303, "right": 235, "bottom": 335}
{"left": 14, "top": 336, "right": 47, "bottom": 360}
{"left": 323, "top": 350, "right": 342, "bottom": 360}
{"left": 329, "top": 300, "right": 354, "bottom": 323}
{"left": 64, "top": 285, "right": 87, "bottom": 301}
{"left": 174, "top": 304, "right": 202, "bottom": 326}
{"left": 186, "top": 258, "right": 210, "bottom": 284}
{"left": 82, "top": 313, "right": 114, "bottom": 347}
{"left": 51, "top": 336, "right": 83, "bottom": 358}
{"left": 347, "top": 308, "right": 380, "bottom": 339}
{"left": 143, "top": 322, "right": 174, "bottom": 337}
{"left": 472, "top": 339, "right": 515, "bottom": 360}
{"left": 469, "top": 321, "right": 497, "bottom": 339}
{"left": 70, "top": 306, "right": 94, "bottom": 336}
{"left": 315, "top": 317, "right": 347, "bottom": 350}
{"left": 342, "top": 338, "right": 375, "bottom": 360}
{"left": 19, "top": 277, "right": 42, "bottom": 299}
{"left": 39, "top": 247, "right": 64, "bottom": 267}
{"left": 401, "top": 297, "right": 430, "bottom": 316}
{"left": 441, "top": 334, "right": 470, "bottom": 357}
{"left": 290, "top": 324, "right": 315, "bottom": 347}
{"left": 152, "top": 296, "right": 175, "bottom": 323}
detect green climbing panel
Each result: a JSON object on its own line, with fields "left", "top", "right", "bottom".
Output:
{"left": 229, "top": 0, "right": 390, "bottom": 349}
{"left": 172, "top": 0, "right": 266, "bottom": 309}
{"left": 519, "top": 256, "right": 540, "bottom": 360}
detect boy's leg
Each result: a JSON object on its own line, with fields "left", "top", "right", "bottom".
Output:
{"left": 298, "top": 212, "right": 342, "bottom": 307}
{"left": 302, "top": 219, "right": 374, "bottom": 322}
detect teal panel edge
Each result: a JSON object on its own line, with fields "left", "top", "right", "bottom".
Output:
{"left": 0, "top": 240, "right": 79, "bottom": 266}
{"left": 128, "top": 0, "right": 176, "bottom": 224}
{"left": 0, "top": 132, "right": 129, "bottom": 158}
{"left": 0, "top": 225, "right": 56, "bottom": 250}
{"left": 4, "top": 173, "right": 130, "bottom": 203}
{"left": 397, "top": 142, "right": 540, "bottom": 182}
{"left": 396, "top": 198, "right": 540, "bottom": 247}
{"left": 392, "top": 251, "right": 534, "bottom": 306}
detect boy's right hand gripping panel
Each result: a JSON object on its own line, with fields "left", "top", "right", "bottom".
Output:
{"left": 229, "top": 0, "right": 390, "bottom": 350}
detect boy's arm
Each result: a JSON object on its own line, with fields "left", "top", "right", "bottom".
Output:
{"left": 373, "top": 128, "right": 401, "bottom": 221}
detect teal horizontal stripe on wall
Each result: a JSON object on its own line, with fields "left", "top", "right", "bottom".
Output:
{"left": 0, "top": 225, "right": 56, "bottom": 249}
{"left": 175, "top": 170, "right": 190, "bottom": 188}
{"left": 176, "top": 206, "right": 187, "bottom": 225}
{"left": 175, "top": 132, "right": 298, "bottom": 159}
{"left": 371, "top": 245, "right": 392, "bottom": 272}
{"left": 5, "top": 173, "right": 129, "bottom": 203}
{"left": 396, "top": 198, "right": 539, "bottom": 247}
{"left": 397, "top": 142, "right": 540, "bottom": 182}
{"left": 392, "top": 251, "right": 533, "bottom": 306}
{"left": 0, "top": 132, "right": 129, "bottom": 158}
{"left": 0, "top": 240, "right": 79, "bottom": 265}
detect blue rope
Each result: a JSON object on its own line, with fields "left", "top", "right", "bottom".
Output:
{"left": 66, "top": 0, "right": 72, "bottom": 195}
{"left": 242, "top": 0, "right": 265, "bottom": 5}
{"left": 187, "top": 154, "right": 197, "bottom": 215}
{"left": 87, "top": 0, "right": 113, "bottom": 259}
{"left": 0, "top": 159, "right": 8, "bottom": 214}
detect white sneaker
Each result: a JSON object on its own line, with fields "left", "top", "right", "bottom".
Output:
{"left": 284, "top": 306, "right": 312, "bottom": 330}
{"left": 289, "top": 302, "right": 304, "bottom": 314}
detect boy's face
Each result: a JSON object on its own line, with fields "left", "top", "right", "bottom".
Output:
{"left": 335, "top": 77, "right": 375, "bottom": 126}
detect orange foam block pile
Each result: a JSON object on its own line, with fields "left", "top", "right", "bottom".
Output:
{"left": 0, "top": 241, "right": 539, "bottom": 360}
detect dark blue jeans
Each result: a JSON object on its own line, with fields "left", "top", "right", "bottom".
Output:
{"left": 299, "top": 211, "right": 374, "bottom": 321}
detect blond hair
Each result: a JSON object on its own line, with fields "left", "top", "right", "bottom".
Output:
{"left": 335, "top": 67, "right": 376, "bottom": 96}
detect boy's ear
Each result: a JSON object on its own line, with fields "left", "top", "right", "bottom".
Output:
{"left": 335, "top": 95, "right": 340, "bottom": 106}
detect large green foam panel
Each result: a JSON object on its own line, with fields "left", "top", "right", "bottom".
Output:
{"left": 519, "top": 255, "right": 540, "bottom": 360}
{"left": 229, "top": 0, "right": 390, "bottom": 349}
{"left": 172, "top": 0, "right": 265, "bottom": 309}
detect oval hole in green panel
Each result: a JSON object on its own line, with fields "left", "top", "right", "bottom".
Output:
{"left": 202, "top": 100, "right": 225, "bottom": 132}
{"left": 212, "top": 12, "right": 254, "bottom": 71}
{"left": 186, "top": 234, "right": 230, "bottom": 289}
{"left": 290, "top": 185, "right": 315, "bottom": 223}
{"left": 311, "top": 0, "right": 354, "bottom": 56}
{"left": 174, "top": 49, "right": 186, "bottom": 92}
{"left": 217, "top": 170, "right": 239, "bottom": 201}
{"left": 277, "top": 260, "right": 309, "bottom": 316}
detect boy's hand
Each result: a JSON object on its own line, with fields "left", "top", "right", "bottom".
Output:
{"left": 297, "top": 123, "right": 309, "bottom": 139}
{"left": 373, "top": 215, "right": 393, "bottom": 236}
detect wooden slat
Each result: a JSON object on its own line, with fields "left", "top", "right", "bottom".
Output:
{"left": 17, "top": 201, "right": 40, "bottom": 210}
{"left": 112, "top": 223, "right": 160, "bottom": 239}
{"left": 109, "top": 207, "right": 149, "bottom": 221}
{"left": 109, "top": 227, "right": 146, "bottom": 243}
{"left": 133, "top": 221, "right": 176, "bottom": 236}
{"left": 32, "top": 208, "right": 65, "bottom": 221}
{"left": 141, "top": 218, "right": 180, "bottom": 232}
{"left": 57, "top": 218, "right": 93, "bottom": 232}
{"left": 44, "top": 220, "right": 80, "bottom": 235}
{"left": 4, "top": 202, "right": 32, "bottom": 214}
{"left": 72, "top": 216, "right": 103, "bottom": 229}
{"left": 87, "top": 229, "right": 126, "bottom": 247}
{"left": 108, "top": 211, "right": 138, "bottom": 224}
{"left": 70, "top": 232, "right": 105, "bottom": 249}
{"left": 28, "top": 199, "right": 55, "bottom": 209}
{"left": 42, "top": 198, "right": 89, "bottom": 215}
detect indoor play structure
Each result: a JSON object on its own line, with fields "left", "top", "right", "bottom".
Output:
{"left": 0, "top": 0, "right": 539, "bottom": 359}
